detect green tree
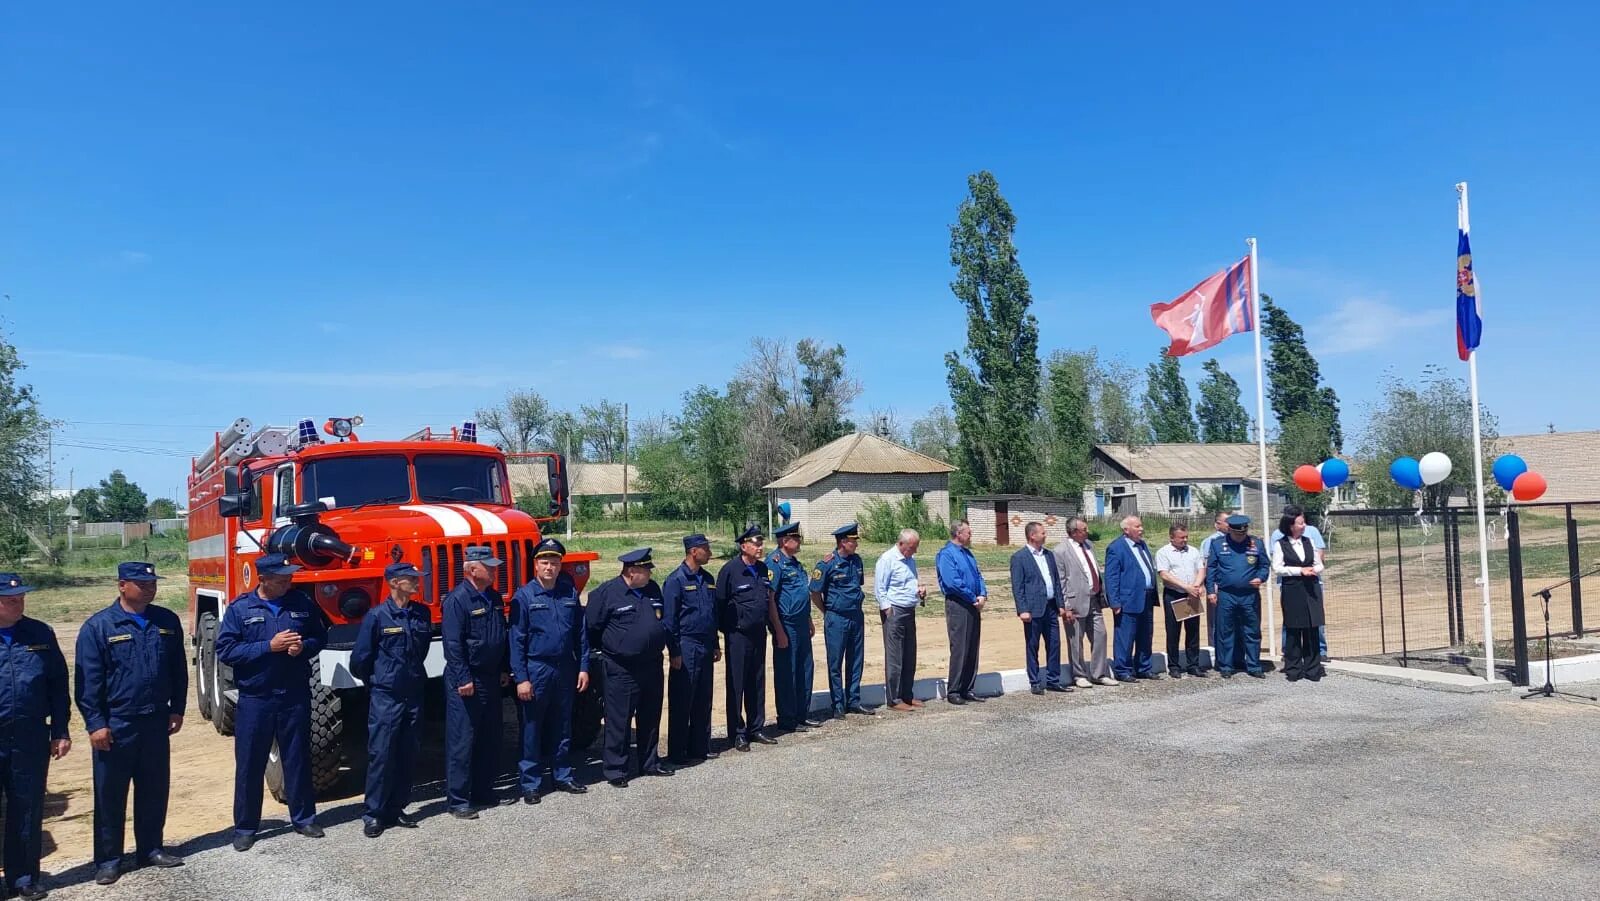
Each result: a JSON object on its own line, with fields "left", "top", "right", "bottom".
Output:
{"left": 98, "top": 470, "right": 149, "bottom": 522}
{"left": 475, "top": 389, "right": 552, "bottom": 453}
{"left": 579, "top": 400, "right": 628, "bottom": 463}
{"left": 1041, "top": 350, "right": 1097, "bottom": 499}
{"left": 0, "top": 321, "right": 47, "bottom": 534}
{"left": 1143, "top": 350, "right": 1197, "bottom": 443}
{"left": 1195, "top": 359, "right": 1251, "bottom": 443}
{"left": 148, "top": 497, "right": 179, "bottom": 519}
{"left": 944, "top": 171, "right": 1041, "bottom": 493}
{"left": 1095, "top": 358, "right": 1147, "bottom": 445}
{"left": 1355, "top": 367, "right": 1499, "bottom": 510}
{"left": 1277, "top": 412, "right": 1335, "bottom": 517}
{"left": 907, "top": 406, "right": 958, "bottom": 463}
{"left": 1261, "top": 295, "right": 1342, "bottom": 450}
{"left": 71, "top": 488, "right": 103, "bottom": 523}
{"left": 795, "top": 339, "right": 858, "bottom": 449}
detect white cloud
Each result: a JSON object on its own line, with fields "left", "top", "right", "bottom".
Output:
{"left": 1309, "top": 298, "right": 1452, "bottom": 356}
{"left": 598, "top": 343, "right": 647, "bottom": 360}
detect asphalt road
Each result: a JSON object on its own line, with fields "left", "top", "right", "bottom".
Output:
{"left": 38, "top": 673, "right": 1600, "bottom": 900}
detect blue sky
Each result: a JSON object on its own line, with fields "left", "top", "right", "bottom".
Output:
{"left": 3, "top": 2, "right": 1596, "bottom": 498}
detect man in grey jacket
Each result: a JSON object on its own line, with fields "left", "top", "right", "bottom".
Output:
{"left": 1053, "top": 518, "right": 1116, "bottom": 688}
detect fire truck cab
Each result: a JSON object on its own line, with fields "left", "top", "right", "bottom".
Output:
{"left": 186, "top": 417, "right": 598, "bottom": 799}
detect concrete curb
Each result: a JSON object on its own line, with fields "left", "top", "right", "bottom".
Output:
{"left": 1326, "top": 659, "right": 1514, "bottom": 694}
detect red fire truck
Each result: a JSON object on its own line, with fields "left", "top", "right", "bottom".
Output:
{"left": 186, "top": 416, "right": 600, "bottom": 799}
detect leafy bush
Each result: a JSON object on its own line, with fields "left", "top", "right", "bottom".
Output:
{"left": 860, "top": 496, "right": 950, "bottom": 544}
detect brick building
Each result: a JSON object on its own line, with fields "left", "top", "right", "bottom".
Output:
{"left": 763, "top": 433, "right": 954, "bottom": 541}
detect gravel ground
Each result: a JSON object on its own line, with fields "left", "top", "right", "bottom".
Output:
{"left": 37, "top": 673, "right": 1600, "bottom": 900}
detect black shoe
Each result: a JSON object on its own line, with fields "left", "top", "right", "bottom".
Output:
{"left": 1136, "top": 673, "right": 1162, "bottom": 681}
{"left": 699, "top": 750, "right": 721, "bottom": 761}
{"left": 364, "top": 821, "right": 385, "bottom": 838}
{"left": 608, "top": 777, "right": 630, "bottom": 788}
{"left": 644, "top": 765, "right": 675, "bottom": 777}
{"left": 734, "top": 738, "right": 751, "bottom": 752}
{"left": 1168, "top": 668, "right": 1184, "bottom": 679}
{"left": 295, "top": 823, "right": 326, "bottom": 838}
{"left": 554, "top": 780, "right": 588, "bottom": 794}
{"left": 1220, "top": 671, "right": 1235, "bottom": 679}
{"left": 94, "top": 865, "right": 121, "bottom": 886}
{"left": 1187, "top": 668, "right": 1204, "bottom": 678}
{"left": 1115, "top": 676, "right": 1138, "bottom": 684}
{"left": 846, "top": 705, "right": 877, "bottom": 716}
{"left": 393, "top": 813, "right": 420, "bottom": 829}
{"left": 947, "top": 693, "right": 967, "bottom": 705}
{"left": 232, "top": 832, "right": 256, "bottom": 852}
{"left": 17, "top": 883, "right": 49, "bottom": 900}
{"left": 751, "top": 733, "right": 778, "bottom": 745}
{"left": 1319, "top": 654, "right": 1332, "bottom": 663}
{"left": 803, "top": 718, "right": 825, "bottom": 727}
{"left": 144, "top": 850, "right": 184, "bottom": 868}
{"left": 962, "top": 692, "right": 987, "bottom": 703}
{"left": 1046, "top": 684, "right": 1072, "bottom": 693}
{"left": 790, "top": 721, "right": 812, "bottom": 732}
{"left": 449, "top": 808, "right": 480, "bottom": 820}
{"left": 1246, "top": 671, "right": 1266, "bottom": 679}
{"left": 522, "top": 792, "right": 541, "bottom": 805}
{"left": 1030, "top": 686, "right": 1044, "bottom": 695}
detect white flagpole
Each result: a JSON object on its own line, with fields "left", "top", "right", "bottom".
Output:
{"left": 1247, "top": 236, "right": 1276, "bottom": 660}
{"left": 1458, "top": 181, "right": 1496, "bottom": 683}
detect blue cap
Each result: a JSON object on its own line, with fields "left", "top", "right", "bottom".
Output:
{"left": 465, "top": 545, "right": 503, "bottom": 566}
{"left": 0, "top": 573, "right": 32, "bottom": 596}
{"left": 833, "top": 523, "right": 860, "bottom": 541}
{"left": 117, "top": 561, "right": 160, "bottom": 582}
{"left": 618, "top": 548, "right": 654, "bottom": 568}
{"left": 385, "top": 561, "right": 424, "bottom": 580}
{"left": 533, "top": 538, "right": 565, "bottom": 559}
{"left": 774, "top": 522, "right": 800, "bottom": 539}
{"left": 1226, "top": 514, "right": 1251, "bottom": 529}
{"left": 682, "top": 533, "right": 710, "bottom": 551}
{"left": 736, "top": 524, "right": 764, "bottom": 544}
{"left": 256, "top": 553, "right": 302, "bottom": 576}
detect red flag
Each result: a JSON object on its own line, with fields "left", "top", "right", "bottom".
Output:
{"left": 1149, "top": 255, "right": 1254, "bottom": 357}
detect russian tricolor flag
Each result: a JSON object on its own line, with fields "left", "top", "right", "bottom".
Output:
{"left": 1456, "top": 227, "right": 1482, "bottom": 361}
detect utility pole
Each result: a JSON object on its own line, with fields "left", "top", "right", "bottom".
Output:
{"left": 621, "top": 402, "right": 630, "bottom": 525}
{"left": 46, "top": 428, "right": 53, "bottom": 537}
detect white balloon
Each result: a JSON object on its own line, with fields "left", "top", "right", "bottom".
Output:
{"left": 1419, "top": 451, "right": 1453, "bottom": 486}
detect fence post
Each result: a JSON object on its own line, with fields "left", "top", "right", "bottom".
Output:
{"left": 1567, "top": 505, "right": 1584, "bottom": 637}
{"left": 1507, "top": 510, "right": 1530, "bottom": 686}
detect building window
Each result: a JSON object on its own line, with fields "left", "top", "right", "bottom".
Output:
{"left": 911, "top": 491, "right": 925, "bottom": 504}
{"left": 1222, "top": 483, "right": 1242, "bottom": 508}
{"left": 1168, "top": 485, "right": 1191, "bottom": 509}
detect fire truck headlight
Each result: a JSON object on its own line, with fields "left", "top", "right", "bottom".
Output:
{"left": 338, "top": 587, "right": 373, "bottom": 620}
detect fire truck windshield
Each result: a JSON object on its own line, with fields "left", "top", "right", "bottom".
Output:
{"left": 301, "top": 454, "right": 410, "bottom": 510}
{"left": 414, "top": 454, "right": 510, "bottom": 505}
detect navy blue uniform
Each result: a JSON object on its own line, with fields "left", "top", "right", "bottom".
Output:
{"left": 73, "top": 601, "right": 187, "bottom": 867}
{"left": 662, "top": 562, "right": 718, "bottom": 761}
{"left": 1206, "top": 536, "right": 1270, "bottom": 675}
{"left": 585, "top": 577, "right": 670, "bottom": 781}
{"left": 509, "top": 576, "right": 587, "bottom": 792}
{"left": 215, "top": 589, "right": 326, "bottom": 836}
{"left": 441, "top": 580, "right": 508, "bottom": 810}
{"left": 0, "top": 617, "right": 69, "bottom": 895}
{"left": 766, "top": 550, "right": 814, "bottom": 728}
{"left": 715, "top": 558, "right": 773, "bottom": 742}
{"left": 810, "top": 552, "right": 866, "bottom": 714}
{"left": 350, "top": 598, "right": 431, "bottom": 826}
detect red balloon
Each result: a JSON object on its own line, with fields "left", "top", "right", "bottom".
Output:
{"left": 1512, "top": 471, "right": 1547, "bottom": 502}
{"left": 1293, "top": 464, "right": 1324, "bottom": 493}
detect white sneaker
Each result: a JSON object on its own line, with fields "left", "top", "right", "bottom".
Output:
{"left": 1074, "top": 677, "right": 1092, "bottom": 688}
{"left": 1096, "top": 676, "right": 1120, "bottom": 687}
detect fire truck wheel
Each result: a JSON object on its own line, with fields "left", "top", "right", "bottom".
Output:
{"left": 196, "top": 613, "right": 218, "bottom": 722}
{"left": 213, "top": 655, "right": 238, "bottom": 737}
{"left": 266, "top": 659, "right": 346, "bottom": 802}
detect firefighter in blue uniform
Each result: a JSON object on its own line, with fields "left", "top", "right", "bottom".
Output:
{"left": 585, "top": 548, "right": 674, "bottom": 787}
{"left": 441, "top": 545, "right": 511, "bottom": 818}
{"left": 1205, "top": 515, "right": 1270, "bottom": 679}
{"left": 215, "top": 553, "right": 327, "bottom": 851}
{"left": 509, "top": 538, "right": 590, "bottom": 803}
{"left": 767, "top": 522, "right": 820, "bottom": 732}
{"left": 717, "top": 525, "right": 788, "bottom": 751}
{"left": 663, "top": 534, "right": 720, "bottom": 765}
{"left": 73, "top": 562, "right": 187, "bottom": 886}
{"left": 0, "top": 573, "right": 70, "bottom": 901}
{"left": 350, "top": 562, "right": 432, "bottom": 836}
{"left": 811, "top": 524, "right": 874, "bottom": 718}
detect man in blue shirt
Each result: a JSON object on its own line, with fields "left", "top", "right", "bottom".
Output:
{"left": 663, "top": 534, "right": 720, "bottom": 765}
{"left": 1270, "top": 505, "right": 1329, "bottom": 662}
{"left": 936, "top": 521, "right": 988, "bottom": 705}
{"left": 510, "top": 539, "right": 589, "bottom": 802}
{"left": 215, "top": 553, "right": 327, "bottom": 851}
{"left": 350, "top": 562, "right": 432, "bottom": 837}
{"left": 0, "top": 573, "right": 71, "bottom": 901}
{"left": 810, "top": 524, "right": 872, "bottom": 718}
{"left": 74, "top": 562, "right": 187, "bottom": 885}
{"left": 441, "top": 545, "right": 511, "bottom": 816}
{"left": 875, "top": 529, "right": 927, "bottom": 711}
{"left": 767, "top": 522, "right": 820, "bottom": 732}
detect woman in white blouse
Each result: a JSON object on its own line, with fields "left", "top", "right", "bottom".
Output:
{"left": 1272, "top": 512, "right": 1326, "bottom": 682}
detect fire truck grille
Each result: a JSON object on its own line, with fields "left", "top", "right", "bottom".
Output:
{"left": 426, "top": 539, "right": 521, "bottom": 601}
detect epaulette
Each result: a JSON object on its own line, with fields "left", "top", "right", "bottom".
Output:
{"left": 822, "top": 553, "right": 835, "bottom": 563}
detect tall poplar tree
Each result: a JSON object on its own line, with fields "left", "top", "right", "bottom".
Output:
{"left": 1143, "top": 350, "right": 1198, "bottom": 443}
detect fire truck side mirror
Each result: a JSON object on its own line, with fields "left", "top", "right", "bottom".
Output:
{"left": 546, "top": 456, "right": 569, "bottom": 518}
{"left": 218, "top": 494, "right": 249, "bottom": 519}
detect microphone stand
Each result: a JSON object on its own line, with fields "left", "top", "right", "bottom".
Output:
{"left": 1521, "top": 565, "right": 1600, "bottom": 702}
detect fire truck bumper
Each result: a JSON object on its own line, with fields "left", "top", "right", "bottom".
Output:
{"left": 317, "top": 641, "right": 448, "bottom": 689}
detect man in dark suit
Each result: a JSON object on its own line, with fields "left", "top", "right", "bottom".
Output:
{"left": 1008, "top": 522, "right": 1071, "bottom": 695}
{"left": 1104, "top": 516, "right": 1160, "bottom": 682}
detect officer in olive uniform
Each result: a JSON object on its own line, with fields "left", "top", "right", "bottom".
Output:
{"left": 767, "top": 522, "right": 820, "bottom": 732}
{"left": 0, "top": 573, "right": 70, "bottom": 901}
{"left": 662, "top": 534, "right": 719, "bottom": 765}
{"left": 350, "top": 562, "right": 433, "bottom": 836}
{"left": 215, "top": 553, "right": 327, "bottom": 851}
{"left": 717, "top": 525, "right": 787, "bottom": 751}
{"left": 441, "top": 545, "right": 510, "bottom": 818}
{"left": 811, "top": 524, "right": 874, "bottom": 718}
{"left": 74, "top": 562, "right": 187, "bottom": 885}
{"left": 1205, "top": 515, "right": 1271, "bottom": 679}
{"left": 510, "top": 538, "right": 590, "bottom": 802}
{"left": 585, "top": 549, "right": 674, "bottom": 787}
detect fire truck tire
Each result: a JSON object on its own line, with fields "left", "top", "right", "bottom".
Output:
{"left": 196, "top": 613, "right": 218, "bottom": 722}
{"left": 265, "top": 659, "right": 346, "bottom": 802}
{"left": 213, "top": 654, "right": 238, "bottom": 737}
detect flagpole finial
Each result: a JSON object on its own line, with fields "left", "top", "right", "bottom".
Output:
{"left": 1456, "top": 182, "right": 1467, "bottom": 194}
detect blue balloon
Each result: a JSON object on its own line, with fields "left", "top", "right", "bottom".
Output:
{"left": 1390, "top": 457, "right": 1424, "bottom": 491}
{"left": 1492, "top": 455, "right": 1528, "bottom": 492}
{"left": 777, "top": 501, "right": 792, "bottom": 523}
{"left": 1319, "top": 458, "right": 1351, "bottom": 489}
